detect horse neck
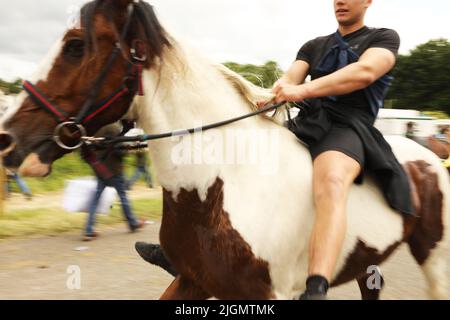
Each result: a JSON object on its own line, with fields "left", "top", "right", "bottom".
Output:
{"left": 133, "top": 45, "right": 277, "bottom": 195}
{"left": 143, "top": 49, "right": 257, "bottom": 131}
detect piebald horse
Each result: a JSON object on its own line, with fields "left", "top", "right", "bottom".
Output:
{"left": 0, "top": 0, "right": 448, "bottom": 300}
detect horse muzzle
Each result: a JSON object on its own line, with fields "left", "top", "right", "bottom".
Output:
{"left": 0, "top": 131, "right": 51, "bottom": 177}
{"left": 18, "top": 153, "right": 51, "bottom": 177}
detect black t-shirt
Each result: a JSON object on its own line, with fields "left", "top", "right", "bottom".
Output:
{"left": 296, "top": 26, "right": 400, "bottom": 113}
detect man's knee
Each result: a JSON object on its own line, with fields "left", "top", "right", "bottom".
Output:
{"left": 314, "top": 172, "right": 347, "bottom": 204}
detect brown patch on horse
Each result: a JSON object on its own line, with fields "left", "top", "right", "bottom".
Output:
{"left": 159, "top": 177, "right": 274, "bottom": 300}
{"left": 357, "top": 270, "right": 385, "bottom": 300}
{"left": 331, "top": 240, "right": 402, "bottom": 287}
{"left": 332, "top": 160, "right": 445, "bottom": 289}
{"left": 160, "top": 276, "right": 211, "bottom": 300}
{"left": 404, "top": 160, "right": 444, "bottom": 265}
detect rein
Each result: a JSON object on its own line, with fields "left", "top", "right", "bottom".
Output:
{"left": 84, "top": 101, "right": 287, "bottom": 149}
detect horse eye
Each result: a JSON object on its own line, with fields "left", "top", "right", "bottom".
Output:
{"left": 63, "top": 39, "right": 85, "bottom": 58}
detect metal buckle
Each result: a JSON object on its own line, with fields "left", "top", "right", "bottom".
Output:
{"left": 130, "top": 40, "right": 147, "bottom": 62}
{"left": 53, "top": 121, "right": 87, "bottom": 150}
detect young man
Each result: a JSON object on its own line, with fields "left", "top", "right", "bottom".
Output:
{"left": 135, "top": 0, "right": 413, "bottom": 300}
{"left": 267, "top": 0, "right": 402, "bottom": 299}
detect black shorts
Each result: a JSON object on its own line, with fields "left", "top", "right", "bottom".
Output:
{"left": 309, "top": 124, "right": 365, "bottom": 168}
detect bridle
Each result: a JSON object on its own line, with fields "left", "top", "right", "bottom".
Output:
{"left": 22, "top": 3, "right": 145, "bottom": 151}
{"left": 21, "top": 2, "right": 288, "bottom": 153}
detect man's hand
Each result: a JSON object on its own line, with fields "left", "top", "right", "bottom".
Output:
{"left": 257, "top": 60, "right": 310, "bottom": 109}
{"left": 256, "top": 83, "right": 309, "bottom": 108}
{"left": 272, "top": 83, "right": 309, "bottom": 104}
{"left": 256, "top": 100, "right": 273, "bottom": 109}
{"left": 256, "top": 79, "right": 288, "bottom": 109}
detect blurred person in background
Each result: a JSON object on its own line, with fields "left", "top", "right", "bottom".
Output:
{"left": 81, "top": 122, "right": 146, "bottom": 241}
{"left": 5, "top": 169, "right": 33, "bottom": 200}
{"left": 405, "top": 122, "right": 417, "bottom": 140}
{"left": 125, "top": 127, "right": 154, "bottom": 190}
{"left": 127, "top": 149, "right": 154, "bottom": 190}
{"left": 435, "top": 125, "right": 450, "bottom": 143}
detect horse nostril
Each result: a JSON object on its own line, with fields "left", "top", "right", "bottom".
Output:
{"left": 0, "top": 131, "right": 16, "bottom": 155}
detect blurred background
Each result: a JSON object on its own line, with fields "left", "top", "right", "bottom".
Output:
{"left": 0, "top": 0, "right": 449, "bottom": 300}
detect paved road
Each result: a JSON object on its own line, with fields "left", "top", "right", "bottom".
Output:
{"left": 1, "top": 221, "right": 448, "bottom": 300}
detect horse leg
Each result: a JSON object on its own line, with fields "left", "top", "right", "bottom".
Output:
{"left": 160, "top": 276, "right": 211, "bottom": 300}
{"left": 356, "top": 271, "right": 385, "bottom": 300}
{"left": 408, "top": 242, "right": 448, "bottom": 300}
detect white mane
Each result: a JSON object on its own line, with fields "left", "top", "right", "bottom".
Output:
{"left": 212, "top": 63, "right": 284, "bottom": 124}
{"left": 126, "top": 39, "right": 284, "bottom": 128}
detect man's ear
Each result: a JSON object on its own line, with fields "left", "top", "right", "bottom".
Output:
{"left": 365, "top": 0, "right": 373, "bottom": 9}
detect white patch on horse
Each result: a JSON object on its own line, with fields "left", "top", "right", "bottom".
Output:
{"left": 133, "top": 38, "right": 449, "bottom": 299}
{"left": 1, "top": 38, "right": 64, "bottom": 126}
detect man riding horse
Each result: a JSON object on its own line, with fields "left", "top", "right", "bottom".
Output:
{"left": 137, "top": 0, "right": 414, "bottom": 300}
{"left": 3, "top": 0, "right": 446, "bottom": 300}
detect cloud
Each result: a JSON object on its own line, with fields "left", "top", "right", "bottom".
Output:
{"left": 0, "top": 0, "right": 449, "bottom": 81}
{"left": 0, "top": 0, "right": 85, "bottom": 80}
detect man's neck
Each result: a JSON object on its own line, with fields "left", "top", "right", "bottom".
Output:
{"left": 338, "top": 21, "right": 366, "bottom": 36}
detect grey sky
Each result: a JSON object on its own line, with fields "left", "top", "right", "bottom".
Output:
{"left": 1, "top": 0, "right": 449, "bottom": 81}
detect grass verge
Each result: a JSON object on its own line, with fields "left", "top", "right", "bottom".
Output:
{"left": 0, "top": 198, "right": 162, "bottom": 239}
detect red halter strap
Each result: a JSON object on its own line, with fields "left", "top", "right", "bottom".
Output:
{"left": 22, "top": 61, "right": 144, "bottom": 127}
{"left": 22, "top": 81, "right": 69, "bottom": 122}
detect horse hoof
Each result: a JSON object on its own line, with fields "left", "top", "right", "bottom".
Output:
{"left": 135, "top": 242, "right": 179, "bottom": 277}
{"left": 299, "top": 292, "right": 328, "bottom": 300}
{"left": 135, "top": 242, "right": 160, "bottom": 262}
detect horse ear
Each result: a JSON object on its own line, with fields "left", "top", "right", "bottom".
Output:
{"left": 113, "top": 0, "right": 135, "bottom": 9}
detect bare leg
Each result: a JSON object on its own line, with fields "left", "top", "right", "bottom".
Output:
{"left": 309, "top": 151, "right": 361, "bottom": 282}
{"left": 160, "top": 276, "right": 211, "bottom": 300}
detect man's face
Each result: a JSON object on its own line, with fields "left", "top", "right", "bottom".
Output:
{"left": 334, "top": 0, "right": 371, "bottom": 26}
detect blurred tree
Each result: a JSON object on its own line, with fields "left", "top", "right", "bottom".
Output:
{"left": 223, "top": 60, "right": 283, "bottom": 88}
{"left": 0, "top": 78, "right": 22, "bottom": 94}
{"left": 387, "top": 39, "right": 450, "bottom": 114}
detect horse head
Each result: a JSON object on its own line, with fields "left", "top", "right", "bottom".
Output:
{"left": 0, "top": 0, "right": 170, "bottom": 177}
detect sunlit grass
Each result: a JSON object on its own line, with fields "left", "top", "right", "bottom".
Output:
{"left": 0, "top": 198, "right": 162, "bottom": 239}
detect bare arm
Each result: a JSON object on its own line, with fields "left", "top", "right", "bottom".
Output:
{"left": 276, "top": 60, "right": 310, "bottom": 86}
{"left": 272, "top": 48, "right": 396, "bottom": 103}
